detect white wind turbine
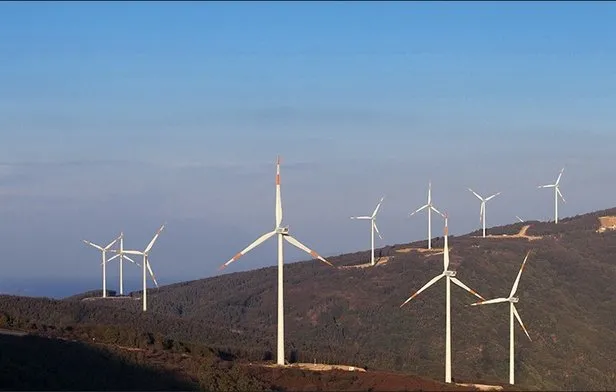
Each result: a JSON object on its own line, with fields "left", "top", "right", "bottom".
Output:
{"left": 538, "top": 168, "right": 566, "bottom": 224}
{"left": 471, "top": 251, "right": 532, "bottom": 385}
{"left": 83, "top": 235, "right": 120, "bottom": 298}
{"left": 350, "top": 196, "right": 385, "bottom": 266}
{"left": 400, "top": 214, "right": 485, "bottom": 383}
{"left": 219, "top": 156, "right": 333, "bottom": 366}
{"left": 410, "top": 181, "right": 444, "bottom": 249}
{"left": 468, "top": 188, "right": 501, "bottom": 238}
{"left": 105, "top": 232, "right": 141, "bottom": 296}
{"left": 114, "top": 225, "right": 164, "bottom": 311}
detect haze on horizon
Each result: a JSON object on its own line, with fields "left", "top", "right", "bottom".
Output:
{"left": 1, "top": 2, "right": 615, "bottom": 290}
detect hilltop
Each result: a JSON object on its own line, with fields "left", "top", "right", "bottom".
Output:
{"left": 2, "top": 207, "right": 616, "bottom": 390}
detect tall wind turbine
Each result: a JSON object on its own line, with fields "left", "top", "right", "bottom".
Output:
{"left": 219, "top": 156, "right": 333, "bottom": 366}
{"left": 350, "top": 196, "right": 385, "bottom": 266}
{"left": 538, "top": 168, "right": 566, "bottom": 224}
{"left": 468, "top": 188, "right": 501, "bottom": 238}
{"left": 400, "top": 214, "right": 485, "bottom": 383}
{"left": 410, "top": 181, "right": 444, "bottom": 249}
{"left": 471, "top": 251, "right": 532, "bottom": 385}
{"left": 106, "top": 232, "right": 140, "bottom": 296}
{"left": 83, "top": 235, "right": 120, "bottom": 298}
{"left": 117, "top": 225, "right": 164, "bottom": 311}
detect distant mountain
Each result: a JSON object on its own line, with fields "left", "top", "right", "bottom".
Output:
{"left": 2, "top": 207, "right": 616, "bottom": 390}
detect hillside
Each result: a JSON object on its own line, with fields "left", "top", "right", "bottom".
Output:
{"left": 0, "top": 324, "right": 476, "bottom": 392}
{"left": 2, "top": 207, "right": 616, "bottom": 390}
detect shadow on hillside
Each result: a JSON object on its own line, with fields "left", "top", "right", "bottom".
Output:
{"left": 0, "top": 334, "right": 197, "bottom": 391}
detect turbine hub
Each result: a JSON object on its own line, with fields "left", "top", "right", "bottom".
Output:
{"left": 510, "top": 297, "right": 519, "bottom": 303}
{"left": 444, "top": 270, "right": 456, "bottom": 277}
{"left": 276, "top": 226, "right": 289, "bottom": 235}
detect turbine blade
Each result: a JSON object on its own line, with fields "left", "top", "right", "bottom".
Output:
{"left": 468, "top": 188, "right": 484, "bottom": 201}
{"left": 219, "top": 230, "right": 276, "bottom": 270}
{"left": 284, "top": 235, "right": 333, "bottom": 267}
{"left": 512, "top": 304, "right": 532, "bottom": 341}
{"left": 400, "top": 273, "right": 444, "bottom": 307}
{"left": 479, "top": 202, "right": 485, "bottom": 223}
{"left": 428, "top": 181, "right": 432, "bottom": 203}
{"left": 510, "top": 251, "right": 531, "bottom": 297}
{"left": 146, "top": 259, "right": 159, "bottom": 288}
{"left": 144, "top": 224, "right": 165, "bottom": 253}
{"left": 538, "top": 184, "right": 555, "bottom": 189}
{"left": 485, "top": 192, "right": 501, "bottom": 201}
{"left": 83, "top": 240, "right": 104, "bottom": 251}
{"left": 105, "top": 254, "right": 120, "bottom": 264}
{"left": 557, "top": 187, "right": 566, "bottom": 203}
{"left": 104, "top": 237, "right": 119, "bottom": 250}
{"left": 122, "top": 250, "right": 144, "bottom": 255}
{"left": 124, "top": 255, "right": 141, "bottom": 267}
{"left": 276, "top": 156, "right": 282, "bottom": 227}
{"left": 350, "top": 216, "right": 372, "bottom": 220}
{"left": 470, "top": 297, "right": 509, "bottom": 306}
{"left": 555, "top": 167, "right": 564, "bottom": 185}
{"left": 430, "top": 205, "right": 444, "bottom": 217}
{"left": 373, "top": 221, "right": 383, "bottom": 240}
{"left": 450, "top": 277, "right": 485, "bottom": 300}
{"left": 516, "top": 216, "right": 524, "bottom": 223}
{"left": 410, "top": 204, "right": 428, "bottom": 216}
{"left": 371, "top": 196, "right": 385, "bottom": 218}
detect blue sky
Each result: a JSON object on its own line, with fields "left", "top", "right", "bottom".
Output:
{"left": 1, "top": 2, "right": 615, "bottom": 293}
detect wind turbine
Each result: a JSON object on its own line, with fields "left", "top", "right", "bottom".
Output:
{"left": 410, "top": 181, "right": 444, "bottom": 249}
{"left": 219, "top": 156, "right": 333, "bottom": 366}
{"left": 400, "top": 214, "right": 485, "bottom": 383}
{"left": 471, "top": 251, "right": 532, "bottom": 385}
{"left": 538, "top": 168, "right": 566, "bottom": 224}
{"left": 83, "top": 235, "right": 120, "bottom": 298}
{"left": 468, "top": 188, "right": 501, "bottom": 238}
{"left": 116, "top": 225, "right": 164, "bottom": 311}
{"left": 106, "top": 232, "right": 141, "bottom": 296}
{"left": 350, "top": 196, "right": 385, "bottom": 266}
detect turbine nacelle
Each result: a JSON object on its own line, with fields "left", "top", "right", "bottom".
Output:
{"left": 444, "top": 270, "right": 457, "bottom": 277}
{"left": 276, "top": 226, "right": 290, "bottom": 235}
{"left": 510, "top": 297, "right": 519, "bottom": 303}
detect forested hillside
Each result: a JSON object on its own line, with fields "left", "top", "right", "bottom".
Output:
{"left": 2, "top": 207, "right": 616, "bottom": 390}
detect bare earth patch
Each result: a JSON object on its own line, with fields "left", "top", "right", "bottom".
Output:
{"left": 475, "top": 225, "right": 543, "bottom": 241}
{"left": 596, "top": 216, "right": 616, "bottom": 233}
{"left": 261, "top": 362, "right": 366, "bottom": 372}
{"left": 456, "top": 382, "right": 503, "bottom": 391}
{"left": 339, "top": 256, "right": 391, "bottom": 269}
{"left": 81, "top": 296, "right": 139, "bottom": 302}
{"left": 395, "top": 247, "right": 446, "bottom": 255}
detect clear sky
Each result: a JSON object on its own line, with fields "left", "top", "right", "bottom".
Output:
{"left": 1, "top": 2, "right": 615, "bottom": 290}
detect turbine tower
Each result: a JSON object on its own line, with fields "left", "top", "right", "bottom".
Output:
{"left": 468, "top": 188, "right": 501, "bottom": 238}
{"left": 82, "top": 235, "right": 120, "bottom": 298}
{"left": 350, "top": 196, "right": 385, "bottom": 266}
{"left": 400, "top": 214, "right": 485, "bottom": 383}
{"left": 117, "top": 225, "right": 164, "bottom": 311}
{"left": 471, "top": 251, "right": 532, "bottom": 385}
{"left": 219, "top": 156, "right": 333, "bottom": 366}
{"left": 410, "top": 181, "right": 444, "bottom": 249}
{"left": 538, "top": 168, "right": 566, "bottom": 224}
